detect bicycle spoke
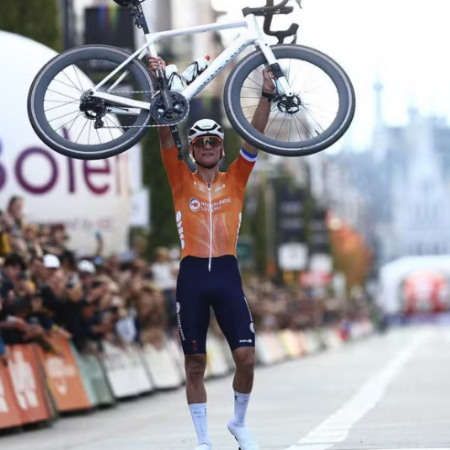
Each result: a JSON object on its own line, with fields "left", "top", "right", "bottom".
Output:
{"left": 73, "top": 65, "right": 84, "bottom": 92}
{"left": 265, "top": 111, "right": 281, "bottom": 133}
{"left": 293, "top": 113, "right": 314, "bottom": 138}
{"left": 302, "top": 108, "right": 325, "bottom": 134}
{"left": 48, "top": 109, "right": 80, "bottom": 124}
{"left": 84, "top": 60, "right": 94, "bottom": 87}
{"left": 45, "top": 100, "right": 79, "bottom": 113}
{"left": 292, "top": 112, "right": 303, "bottom": 141}
{"left": 288, "top": 115, "right": 293, "bottom": 143}
{"left": 244, "top": 105, "right": 278, "bottom": 121}
{"left": 106, "top": 115, "right": 125, "bottom": 131}
{"left": 61, "top": 70, "right": 84, "bottom": 92}
{"left": 104, "top": 116, "right": 116, "bottom": 141}
{"left": 96, "top": 128, "right": 102, "bottom": 145}
{"left": 75, "top": 119, "right": 89, "bottom": 144}
{"left": 302, "top": 102, "right": 339, "bottom": 113}
{"left": 246, "top": 77, "right": 263, "bottom": 89}
{"left": 46, "top": 89, "right": 79, "bottom": 101}
{"left": 275, "top": 113, "right": 288, "bottom": 140}
{"left": 55, "top": 112, "right": 83, "bottom": 133}
{"left": 66, "top": 112, "right": 82, "bottom": 136}
{"left": 88, "top": 119, "right": 92, "bottom": 145}
{"left": 302, "top": 104, "right": 334, "bottom": 124}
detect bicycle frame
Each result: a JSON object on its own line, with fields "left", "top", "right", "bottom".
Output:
{"left": 91, "top": 13, "right": 294, "bottom": 111}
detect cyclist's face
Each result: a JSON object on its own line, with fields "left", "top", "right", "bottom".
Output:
{"left": 192, "top": 136, "right": 223, "bottom": 166}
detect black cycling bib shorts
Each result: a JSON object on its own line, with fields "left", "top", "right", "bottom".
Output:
{"left": 176, "top": 255, "right": 255, "bottom": 354}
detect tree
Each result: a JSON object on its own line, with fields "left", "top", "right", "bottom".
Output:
{"left": 252, "top": 181, "right": 268, "bottom": 276}
{"left": 0, "top": 0, "right": 62, "bottom": 51}
{"left": 141, "top": 128, "right": 179, "bottom": 259}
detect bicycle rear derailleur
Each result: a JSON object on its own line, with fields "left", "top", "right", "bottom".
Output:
{"left": 80, "top": 93, "right": 107, "bottom": 129}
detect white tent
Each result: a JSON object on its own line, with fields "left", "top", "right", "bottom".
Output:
{"left": 377, "top": 255, "right": 450, "bottom": 313}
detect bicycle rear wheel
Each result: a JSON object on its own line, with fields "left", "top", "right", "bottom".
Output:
{"left": 224, "top": 44, "right": 355, "bottom": 157}
{"left": 28, "top": 45, "right": 154, "bottom": 160}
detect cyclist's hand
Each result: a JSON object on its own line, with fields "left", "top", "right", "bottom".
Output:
{"left": 148, "top": 56, "right": 166, "bottom": 77}
{"left": 262, "top": 67, "right": 276, "bottom": 94}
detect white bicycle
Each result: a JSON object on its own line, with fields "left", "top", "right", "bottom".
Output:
{"left": 27, "top": 0, "right": 355, "bottom": 160}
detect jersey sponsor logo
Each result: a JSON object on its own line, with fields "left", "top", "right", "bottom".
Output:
{"left": 189, "top": 197, "right": 201, "bottom": 212}
{"left": 215, "top": 183, "right": 225, "bottom": 192}
{"left": 198, "top": 184, "right": 206, "bottom": 192}
{"left": 199, "top": 197, "right": 232, "bottom": 212}
{"left": 239, "top": 339, "right": 252, "bottom": 343}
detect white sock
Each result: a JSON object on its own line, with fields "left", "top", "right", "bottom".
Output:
{"left": 189, "top": 403, "right": 210, "bottom": 445}
{"left": 233, "top": 391, "right": 251, "bottom": 427}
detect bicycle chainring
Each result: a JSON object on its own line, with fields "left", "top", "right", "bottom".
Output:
{"left": 150, "top": 92, "right": 189, "bottom": 126}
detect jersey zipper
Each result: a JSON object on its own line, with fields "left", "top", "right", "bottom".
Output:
{"left": 207, "top": 184, "right": 213, "bottom": 272}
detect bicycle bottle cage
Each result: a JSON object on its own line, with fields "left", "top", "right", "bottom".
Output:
{"left": 242, "top": 0, "right": 299, "bottom": 44}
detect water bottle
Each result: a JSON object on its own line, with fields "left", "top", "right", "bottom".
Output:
{"left": 181, "top": 56, "right": 211, "bottom": 85}
{"left": 165, "top": 63, "right": 184, "bottom": 93}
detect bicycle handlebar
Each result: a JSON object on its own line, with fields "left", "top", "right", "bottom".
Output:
{"left": 243, "top": 0, "right": 299, "bottom": 44}
{"left": 262, "top": 0, "right": 290, "bottom": 13}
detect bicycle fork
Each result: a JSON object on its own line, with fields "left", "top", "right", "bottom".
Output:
{"left": 255, "top": 38, "right": 294, "bottom": 97}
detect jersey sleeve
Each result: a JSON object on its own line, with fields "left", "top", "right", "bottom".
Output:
{"left": 226, "top": 148, "right": 257, "bottom": 192}
{"left": 161, "top": 145, "right": 190, "bottom": 191}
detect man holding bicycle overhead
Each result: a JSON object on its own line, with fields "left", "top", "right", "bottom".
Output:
{"left": 149, "top": 56, "right": 275, "bottom": 450}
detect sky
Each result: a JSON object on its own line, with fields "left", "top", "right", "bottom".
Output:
{"left": 211, "top": 0, "right": 450, "bottom": 150}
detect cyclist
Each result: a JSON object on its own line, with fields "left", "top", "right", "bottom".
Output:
{"left": 149, "top": 56, "right": 275, "bottom": 450}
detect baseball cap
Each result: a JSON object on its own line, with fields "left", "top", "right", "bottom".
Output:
{"left": 43, "top": 254, "right": 61, "bottom": 269}
{"left": 78, "top": 259, "right": 96, "bottom": 274}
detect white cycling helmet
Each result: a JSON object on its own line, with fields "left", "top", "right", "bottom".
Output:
{"left": 188, "top": 119, "right": 225, "bottom": 144}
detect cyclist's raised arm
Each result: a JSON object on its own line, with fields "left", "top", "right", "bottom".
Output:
{"left": 242, "top": 67, "right": 276, "bottom": 155}
{"left": 149, "top": 56, "right": 188, "bottom": 188}
{"left": 148, "top": 56, "right": 175, "bottom": 149}
{"left": 158, "top": 126, "right": 175, "bottom": 149}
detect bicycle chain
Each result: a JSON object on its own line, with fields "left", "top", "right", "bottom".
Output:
{"left": 99, "top": 89, "right": 189, "bottom": 129}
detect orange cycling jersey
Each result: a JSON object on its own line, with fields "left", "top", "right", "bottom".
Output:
{"left": 161, "top": 145, "right": 257, "bottom": 265}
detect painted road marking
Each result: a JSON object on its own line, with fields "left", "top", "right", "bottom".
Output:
{"left": 283, "top": 331, "right": 428, "bottom": 450}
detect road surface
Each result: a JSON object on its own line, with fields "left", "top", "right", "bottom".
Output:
{"left": 2, "top": 325, "right": 450, "bottom": 450}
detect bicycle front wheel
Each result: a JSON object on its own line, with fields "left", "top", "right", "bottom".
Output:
{"left": 224, "top": 44, "right": 355, "bottom": 157}
{"left": 28, "top": 45, "right": 154, "bottom": 160}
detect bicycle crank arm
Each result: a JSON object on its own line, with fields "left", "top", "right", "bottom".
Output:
{"left": 156, "top": 67, "right": 175, "bottom": 110}
{"left": 170, "top": 125, "right": 184, "bottom": 160}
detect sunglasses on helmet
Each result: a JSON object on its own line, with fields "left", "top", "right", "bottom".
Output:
{"left": 192, "top": 136, "right": 223, "bottom": 149}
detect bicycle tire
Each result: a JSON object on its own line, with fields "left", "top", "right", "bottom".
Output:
{"left": 224, "top": 44, "right": 356, "bottom": 157}
{"left": 28, "top": 45, "right": 154, "bottom": 160}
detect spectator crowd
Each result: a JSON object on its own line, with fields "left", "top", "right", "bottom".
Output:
{"left": 0, "top": 195, "right": 370, "bottom": 366}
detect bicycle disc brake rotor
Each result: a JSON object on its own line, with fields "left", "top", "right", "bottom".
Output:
{"left": 150, "top": 92, "right": 189, "bottom": 126}
{"left": 276, "top": 94, "right": 302, "bottom": 114}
